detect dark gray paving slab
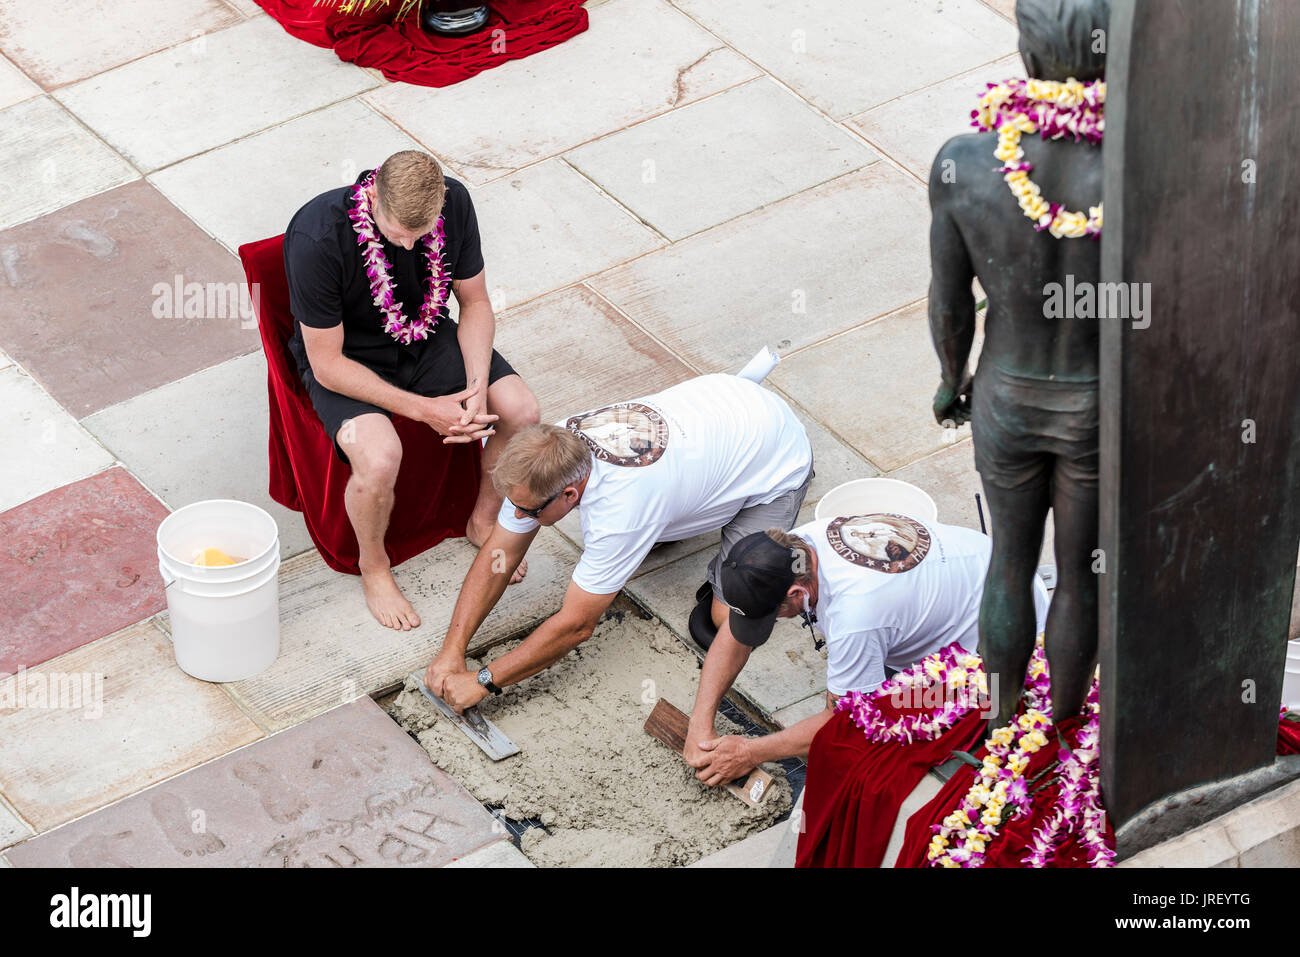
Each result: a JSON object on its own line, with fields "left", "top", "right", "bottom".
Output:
{"left": 6, "top": 697, "right": 501, "bottom": 868}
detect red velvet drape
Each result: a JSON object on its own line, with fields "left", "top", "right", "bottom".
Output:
{"left": 252, "top": 0, "right": 588, "bottom": 87}
{"left": 1280, "top": 714, "right": 1300, "bottom": 755}
{"left": 238, "top": 234, "right": 481, "bottom": 574}
{"left": 795, "top": 706, "right": 988, "bottom": 868}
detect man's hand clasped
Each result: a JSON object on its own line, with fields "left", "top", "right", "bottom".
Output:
{"left": 684, "top": 733, "right": 759, "bottom": 787}
{"left": 932, "top": 373, "right": 974, "bottom": 428}
{"left": 413, "top": 382, "right": 498, "bottom": 443}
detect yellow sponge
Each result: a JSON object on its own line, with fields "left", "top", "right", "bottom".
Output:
{"left": 193, "top": 548, "right": 243, "bottom": 566}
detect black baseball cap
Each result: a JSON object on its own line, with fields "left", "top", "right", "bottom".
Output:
{"left": 720, "top": 532, "right": 800, "bottom": 648}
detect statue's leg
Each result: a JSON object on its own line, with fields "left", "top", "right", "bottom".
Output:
{"left": 1044, "top": 458, "right": 1100, "bottom": 725}
{"left": 978, "top": 479, "right": 1050, "bottom": 725}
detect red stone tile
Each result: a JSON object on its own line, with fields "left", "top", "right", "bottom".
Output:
{"left": 0, "top": 180, "right": 259, "bottom": 417}
{"left": 6, "top": 697, "right": 503, "bottom": 867}
{"left": 0, "top": 467, "right": 169, "bottom": 672}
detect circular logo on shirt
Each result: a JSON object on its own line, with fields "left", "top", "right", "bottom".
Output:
{"left": 565, "top": 402, "right": 668, "bottom": 468}
{"left": 825, "top": 514, "right": 931, "bottom": 573}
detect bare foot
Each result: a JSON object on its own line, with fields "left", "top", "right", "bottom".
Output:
{"left": 360, "top": 565, "right": 421, "bottom": 630}
{"left": 509, "top": 557, "right": 528, "bottom": 585}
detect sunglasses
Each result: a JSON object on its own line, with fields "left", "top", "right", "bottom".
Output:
{"left": 511, "top": 489, "right": 561, "bottom": 520}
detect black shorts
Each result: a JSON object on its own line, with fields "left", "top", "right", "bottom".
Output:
{"left": 302, "top": 329, "right": 518, "bottom": 464}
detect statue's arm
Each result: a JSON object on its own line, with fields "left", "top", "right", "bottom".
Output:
{"left": 927, "top": 146, "right": 977, "bottom": 391}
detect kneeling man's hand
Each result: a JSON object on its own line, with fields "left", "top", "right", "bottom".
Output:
{"left": 442, "top": 670, "right": 489, "bottom": 713}
{"left": 693, "top": 735, "right": 757, "bottom": 788}
{"left": 424, "top": 652, "right": 465, "bottom": 698}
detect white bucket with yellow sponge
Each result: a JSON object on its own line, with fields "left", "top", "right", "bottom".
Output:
{"left": 156, "top": 500, "right": 281, "bottom": 682}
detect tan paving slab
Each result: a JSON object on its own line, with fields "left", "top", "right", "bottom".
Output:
{"left": 673, "top": 0, "right": 1017, "bottom": 119}
{"left": 0, "top": 179, "right": 259, "bottom": 417}
{"left": 83, "top": 352, "right": 316, "bottom": 561}
{"left": 565, "top": 77, "right": 879, "bottom": 240}
{"left": 0, "top": 0, "right": 240, "bottom": 89}
{"left": 53, "top": 18, "right": 380, "bottom": 172}
{"left": 847, "top": 54, "right": 1022, "bottom": 180}
{"left": 0, "top": 366, "right": 115, "bottom": 513}
{"left": 221, "top": 530, "right": 580, "bottom": 731}
{"left": 625, "top": 521, "right": 827, "bottom": 719}
{"left": 588, "top": 164, "right": 930, "bottom": 374}
{"left": 445, "top": 838, "right": 533, "bottom": 868}
{"left": 0, "top": 348, "right": 11, "bottom": 372}
{"left": 772, "top": 693, "right": 827, "bottom": 730}
{"left": 0, "top": 53, "right": 39, "bottom": 110}
{"left": 0, "top": 620, "right": 263, "bottom": 833}
{"left": 474, "top": 159, "right": 664, "bottom": 309}
{"left": 0, "top": 795, "right": 33, "bottom": 849}
{"left": 7, "top": 697, "right": 503, "bottom": 867}
{"left": 150, "top": 98, "right": 423, "bottom": 253}
{"left": 769, "top": 300, "right": 981, "bottom": 471}
{"left": 223, "top": 0, "right": 267, "bottom": 16}
{"left": 364, "top": 0, "right": 758, "bottom": 185}
{"left": 0, "top": 97, "right": 137, "bottom": 230}
{"left": 492, "top": 284, "right": 695, "bottom": 423}
{"left": 980, "top": 0, "right": 1017, "bottom": 22}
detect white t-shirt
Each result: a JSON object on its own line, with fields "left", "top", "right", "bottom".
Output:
{"left": 794, "top": 514, "right": 991, "bottom": 696}
{"left": 497, "top": 374, "right": 813, "bottom": 594}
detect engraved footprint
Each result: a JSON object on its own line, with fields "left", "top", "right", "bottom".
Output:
{"left": 150, "top": 791, "right": 225, "bottom": 859}
{"left": 68, "top": 829, "right": 136, "bottom": 868}
{"left": 233, "top": 760, "right": 310, "bottom": 824}
{"left": 310, "top": 734, "right": 387, "bottom": 778}
{"left": 60, "top": 220, "right": 117, "bottom": 259}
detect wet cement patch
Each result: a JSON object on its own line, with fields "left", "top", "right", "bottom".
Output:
{"left": 388, "top": 598, "right": 793, "bottom": 867}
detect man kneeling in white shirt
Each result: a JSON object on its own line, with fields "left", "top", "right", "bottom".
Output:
{"left": 424, "top": 373, "right": 814, "bottom": 711}
{"left": 685, "top": 514, "right": 991, "bottom": 785}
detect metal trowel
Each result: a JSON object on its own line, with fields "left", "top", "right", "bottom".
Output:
{"left": 410, "top": 673, "right": 519, "bottom": 761}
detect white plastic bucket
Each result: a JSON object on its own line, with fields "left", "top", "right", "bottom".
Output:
{"left": 814, "top": 478, "right": 939, "bottom": 524}
{"left": 156, "top": 500, "right": 281, "bottom": 683}
{"left": 1284, "top": 639, "right": 1300, "bottom": 710}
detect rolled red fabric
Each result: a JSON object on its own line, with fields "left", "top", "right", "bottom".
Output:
{"left": 1280, "top": 713, "right": 1300, "bottom": 755}
{"left": 238, "top": 234, "right": 481, "bottom": 574}
{"left": 253, "top": 0, "right": 589, "bottom": 87}
{"left": 796, "top": 705, "right": 987, "bottom": 868}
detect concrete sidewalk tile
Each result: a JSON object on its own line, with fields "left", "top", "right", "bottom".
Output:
{"left": 0, "top": 54, "right": 39, "bottom": 111}
{"left": 150, "top": 99, "right": 422, "bottom": 253}
{"left": 475, "top": 160, "right": 663, "bottom": 308}
{"left": 221, "top": 530, "right": 580, "bottom": 731}
{"left": 0, "top": 97, "right": 137, "bottom": 230}
{"left": 7, "top": 697, "right": 500, "bottom": 867}
{"left": 223, "top": 0, "right": 268, "bottom": 17}
{"left": 54, "top": 18, "right": 380, "bottom": 172}
{"left": 0, "top": 0, "right": 240, "bottom": 89}
{"left": 0, "top": 796, "right": 33, "bottom": 849}
{"left": 588, "top": 164, "right": 930, "bottom": 374}
{"left": 772, "top": 694, "right": 826, "bottom": 729}
{"left": 492, "top": 285, "right": 694, "bottom": 423}
{"left": 0, "top": 180, "right": 258, "bottom": 417}
{"left": 446, "top": 839, "right": 534, "bottom": 868}
{"left": 673, "top": 0, "right": 1017, "bottom": 119}
{"left": 769, "top": 300, "right": 982, "bottom": 472}
{"left": 0, "top": 620, "right": 263, "bottom": 834}
{"left": 626, "top": 538, "right": 826, "bottom": 718}
{"left": 980, "top": 0, "right": 1017, "bottom": 22}
{"left": 363, "top": 0, "right": 759, "bottom": 184}
{"left": 0, "top": 467, "right": 171, "bottom": 673}
{"left": 565, "top": 78, "right": 878, "bottom": 240}
{"left": 0, "top": 348, "right": 11, "bottom": 372}
{"left": 83, "top": 352, "right": 315, "bottom": 561}
{"left": 790, "top": 403, "right": 882, "bottom": 502}
{"left": 0, "top": 367, "right": 115, "bottom": 513}
{"left": 848, "top": 54, "right": 1022, "bottom": 179}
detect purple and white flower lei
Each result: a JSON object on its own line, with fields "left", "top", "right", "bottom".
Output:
{"left": 348, "top": 170, "right": 450, "bottom": 345}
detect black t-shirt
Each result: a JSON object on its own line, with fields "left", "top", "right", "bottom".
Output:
{"left": 284, "top": 169, "right": 484, "bottom": 380}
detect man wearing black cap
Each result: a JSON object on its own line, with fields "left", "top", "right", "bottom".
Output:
{"left": 684, "top": 515, "right": 992, "bottom": 786}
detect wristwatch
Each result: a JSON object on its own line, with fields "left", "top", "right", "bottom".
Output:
{"left": 476, "top": 667, "right": 503, "bottom": 696}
